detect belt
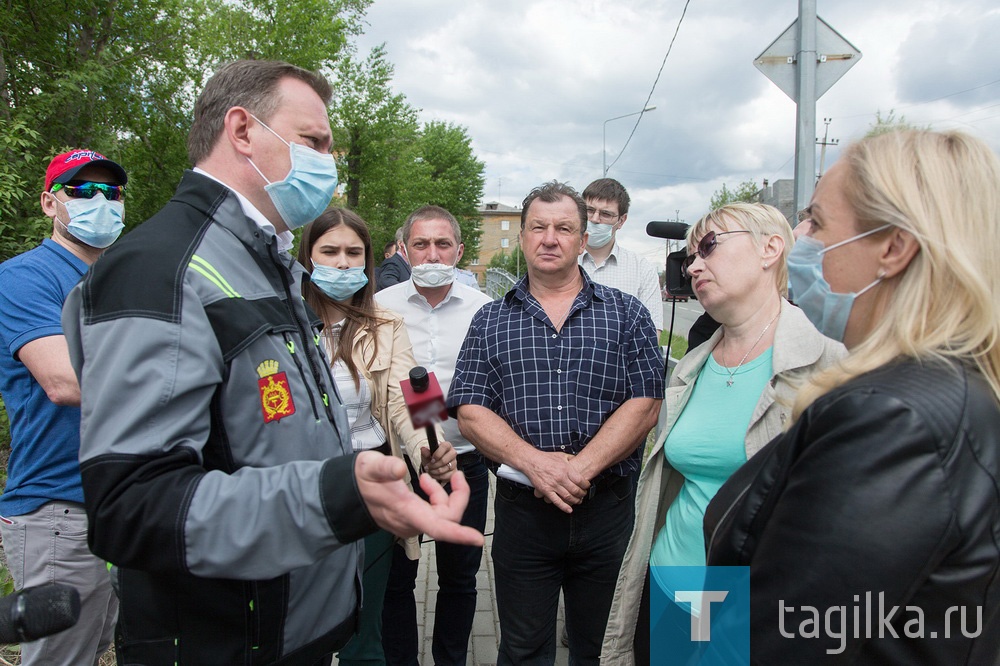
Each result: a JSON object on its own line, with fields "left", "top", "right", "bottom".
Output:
{"left": 455, "top": 451, "right": 482, "bottom": 471}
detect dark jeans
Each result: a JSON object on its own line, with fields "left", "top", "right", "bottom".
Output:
{"left": 492, "top": 475, "right": 634, "bottom": 666}
{"left": 382, "top": 453, "right": 489, "bottom": 666}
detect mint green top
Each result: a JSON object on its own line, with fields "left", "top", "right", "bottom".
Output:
{"left": 650, "top": 347, "right": 773, "bottom": 574}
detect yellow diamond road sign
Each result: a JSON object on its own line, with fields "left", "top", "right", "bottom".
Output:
{"left": 755, "top": 16, "right": 861, "bottom": 100}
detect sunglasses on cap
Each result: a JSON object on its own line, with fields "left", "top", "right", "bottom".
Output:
{"left": 681, "top": 230, "right": 751, "bottom": 277}
{"left": 51, "top": 182, "right": 125, "bottom": 202}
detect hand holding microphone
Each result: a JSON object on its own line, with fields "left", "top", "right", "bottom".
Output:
{"left": 400, "top": 366, "right": 456, "bottom": 482}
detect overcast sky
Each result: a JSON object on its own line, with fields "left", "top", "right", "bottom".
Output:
{"left": 354, "top": 0, "right": 1000, "bottom": 265}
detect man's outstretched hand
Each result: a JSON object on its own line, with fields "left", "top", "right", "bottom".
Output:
{"left": 354, "top": 451, "right": 484, "bottom": 547}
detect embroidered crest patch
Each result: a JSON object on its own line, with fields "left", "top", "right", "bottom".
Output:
{"left": 257, "top": 360, "right": 295, "bottom": 423}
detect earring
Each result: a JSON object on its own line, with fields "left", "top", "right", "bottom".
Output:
{"left": 762, "top": 262, "right": 769, "bottom": 269}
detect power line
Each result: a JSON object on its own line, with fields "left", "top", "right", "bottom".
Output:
{"left": 606, "top": 0, "right": 692, "bottom": 173}
{"left": 835, "top": 77, "right": 1000, "bottom": 120}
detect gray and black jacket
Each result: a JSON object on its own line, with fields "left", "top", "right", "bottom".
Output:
{"left": 63, "top": 171, "right": 377, "bottom": 664}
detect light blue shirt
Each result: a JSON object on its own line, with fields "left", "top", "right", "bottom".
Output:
{"left": 650, "top": 347, "right": 773, "bottom": 571}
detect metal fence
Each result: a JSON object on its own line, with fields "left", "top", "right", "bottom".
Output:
{"left": 484, "top": 268, "right": 517, "bottom": 300}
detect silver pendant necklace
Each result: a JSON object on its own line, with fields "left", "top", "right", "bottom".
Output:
{"left": 721, "top": 309, "right": 780, "bottom": 387}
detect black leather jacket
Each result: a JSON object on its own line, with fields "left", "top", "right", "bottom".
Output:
{"left": 705, "top": 358, "right": 1000, "bottom": 664}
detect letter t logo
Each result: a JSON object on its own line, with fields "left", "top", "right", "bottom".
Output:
{"left": 674, "top": 590, "right": 729, "bottom": 641}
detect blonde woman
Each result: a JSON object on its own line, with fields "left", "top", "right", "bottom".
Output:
{"left": 298, "top": 207, "right": 457, "bottom": 665}
{"left": 706, "top": 130, "right": 1000, "bottom": 663}
{"left": 601, "top": 203, "right": 845, "bottom": 664}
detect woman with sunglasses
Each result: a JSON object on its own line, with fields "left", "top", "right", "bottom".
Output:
{"left": 298, "top": 208, "right": 458, "bottom": 665}
{"left": 602, "top": 202, "right": 845, "bottom": 664}
{"left": 703, "top": 130, "right": 1000, "bottom": 662}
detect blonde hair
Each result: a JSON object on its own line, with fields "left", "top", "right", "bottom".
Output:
{"left": 793, "top": 129, "right": 1000, "bottom": 418}
{"left": 688, "top": 202, "right": 794, "bottom": 297}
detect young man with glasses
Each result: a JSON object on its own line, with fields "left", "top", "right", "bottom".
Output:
{"left": 579, "top": 178, "right": 663, "bottom": 336}
{"left": 0, "top": 149, "right": 127, "bottom": 665}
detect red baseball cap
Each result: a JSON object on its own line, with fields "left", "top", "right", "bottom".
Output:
{"left": 45, "top": 149, "right": 128, "bottom": 191}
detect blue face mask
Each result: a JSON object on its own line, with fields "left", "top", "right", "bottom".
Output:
{"left": 54, "top": 195, "right": 125, "bottom": 248}
{"left": 247, "top": 115, "right": 339, "bottom": 230}
{"left": 586, "top": 221, "right": 615, "bottom": 249}
{"left": 311, "top": 264, "right": 368, "bottom": 301}
{"left": 787, "top": 224, "right": 891, "bottom": 341}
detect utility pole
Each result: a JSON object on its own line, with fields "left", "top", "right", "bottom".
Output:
{"left": 816, "top": 117, "right": 839, "bottom": 179}
{"left": 793, "top": 0, "right": 818, "bottom": 216}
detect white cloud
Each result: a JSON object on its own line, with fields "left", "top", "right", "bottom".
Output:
{"left": 356, "top": 0, "right": 1000, "bottom": 261}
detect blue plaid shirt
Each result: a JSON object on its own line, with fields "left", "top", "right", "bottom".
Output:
{"left": 448, "top": 269, "right": 664, "bottom": 478}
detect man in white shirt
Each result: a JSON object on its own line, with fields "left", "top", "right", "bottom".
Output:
{"left": 375, "top": 205, "right": 493, "bottom": 666}
{"left": 579, "top": 178, "right": 663, "bottom": 336}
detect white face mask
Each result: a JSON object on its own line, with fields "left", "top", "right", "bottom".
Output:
{"left": 586, "top": 221, "right": 615, "bottom": 248}
{"left": 411, "top": 263, "right": 455, "bottom": 288}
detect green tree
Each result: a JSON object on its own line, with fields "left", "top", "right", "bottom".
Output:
{"left": 866, "top": 109, "right": 925, "bottom": 137}
{"left": 417, "top": 121, "right": 486, "bottom": 263}
{"left": 331, "top": 47, "right": 486, "bottom": 266}
{"left": 709, "top": 179, "right": 760, "bottom": 210}
{"left": 487, "top": 245, "right": 526, "bottom": 278}
{"left": 331, "top": 45, "right": 424, "bottom": 255}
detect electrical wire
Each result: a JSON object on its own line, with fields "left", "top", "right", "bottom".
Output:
{"left": 606, "top": 0, "right": 693, "bottom": 174}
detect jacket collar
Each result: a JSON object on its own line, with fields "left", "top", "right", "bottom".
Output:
{"left": 674, "top": 299, "right": 836, "bottom": 386}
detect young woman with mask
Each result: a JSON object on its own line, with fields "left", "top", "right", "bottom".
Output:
{"left": 298, "top": 207, "right": 458, "bottom": 665}
{"left": 705, "top": 130, "right": 1000, "bottom": 663}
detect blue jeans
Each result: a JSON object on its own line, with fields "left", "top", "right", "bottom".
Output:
{"left": 382, "top": 453, "right": 489, "bottom": 666}
{"left": 492, "top": 475, "right": 634, "bottom": 666}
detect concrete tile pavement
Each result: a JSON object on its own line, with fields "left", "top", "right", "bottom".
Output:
{"left": 333, "top": 475, "right": 571, "bottom": 666}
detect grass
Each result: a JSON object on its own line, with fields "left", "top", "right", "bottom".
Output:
{"left": 660, "top": 331, "right": 688, "bottom": 360}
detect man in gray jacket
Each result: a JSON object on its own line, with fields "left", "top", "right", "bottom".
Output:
{"left": 62, "top": 59, "right": 480, "bottom": 665}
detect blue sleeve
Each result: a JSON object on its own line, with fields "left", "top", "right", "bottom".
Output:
{"left": 0, "top": 260, "right": 67, "bottom": 358}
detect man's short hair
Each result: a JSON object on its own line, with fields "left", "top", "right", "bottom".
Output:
{"left": 582, "top": 178, "right": 630, "bottom": 216}
{"left": 402, "top": 205, "right": 462, "bottom": 246}
{"left": 520, "top": 181, "right": 587, "bottom": 237}
{"left": 383, "top": 239, "right": 397, "bottom": 257}
{"left": 187, "top": 60, "right": 333, "bottom": 166}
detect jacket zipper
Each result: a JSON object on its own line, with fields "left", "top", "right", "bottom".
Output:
{"left": 283, "top": 334, "right": 320, "bottom": 420}
{"left": 274, "top": 250, "right": 337, "bottom": 424}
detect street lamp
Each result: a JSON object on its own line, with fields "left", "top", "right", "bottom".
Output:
{"left": 603, "top": 105, "right": 657, "bottom": 176}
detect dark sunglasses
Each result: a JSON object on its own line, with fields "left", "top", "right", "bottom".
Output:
{"left": 681, "top": 230, "right": 751, "bottom": 277}
{"left": 51, "top": 182, "right": 125, "bottom": 202}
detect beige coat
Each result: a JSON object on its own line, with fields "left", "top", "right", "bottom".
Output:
{"left": 600, "top": 300, "right": 846, "bottom": 664}
{"left": 338, "top": 305, "right": 444, "bottom": 560}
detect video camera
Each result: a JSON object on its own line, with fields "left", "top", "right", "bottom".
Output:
{"left": 646, "top": 221, "right": 693, "bottom": 298}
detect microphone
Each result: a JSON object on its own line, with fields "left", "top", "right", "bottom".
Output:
{"left": 400, "top": 366, "right": 448, "bottom": 453}
{"left": 646, "top": 220, "right": 690, "bottom": 240}
{"left": 0, "top": 584, "right": 80, "bottom": 644}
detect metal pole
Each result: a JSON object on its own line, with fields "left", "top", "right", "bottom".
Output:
{"left": 794, "top": 0, "right": 818, "bottom": 218}
{"left": 603, "top": 106, "right": 657, "bottom": 177}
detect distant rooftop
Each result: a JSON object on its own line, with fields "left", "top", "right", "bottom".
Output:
{"left": 478, "top": 201, "right": 520, "bottom": 213}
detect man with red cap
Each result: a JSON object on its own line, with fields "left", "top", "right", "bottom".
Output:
{"left": 0, "top": 148, "right": 127, "bottom": 665}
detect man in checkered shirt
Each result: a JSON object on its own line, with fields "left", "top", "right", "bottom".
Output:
{"left": 448, "top": 181, "right": 664, "bottom": 665}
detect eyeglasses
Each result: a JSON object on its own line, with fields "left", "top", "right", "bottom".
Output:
{"left": 51, "top": 182, "right": 125, "bottom": 201}
{"left": 681, "top": 230, "right": 751, "bottom": 277}
{"left": 585, "top": 206, "right": 619, "bottom": 223}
